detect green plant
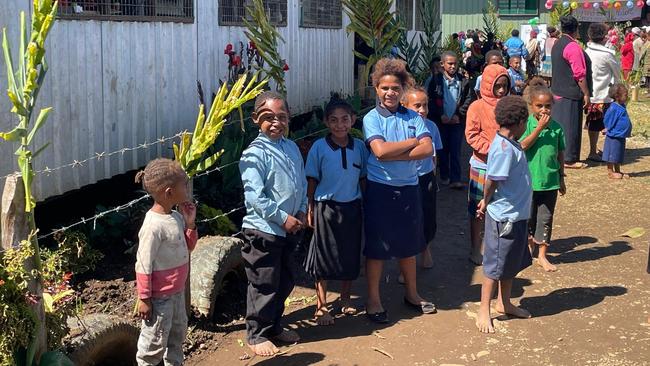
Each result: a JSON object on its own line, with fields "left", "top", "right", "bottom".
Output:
{"left": 342, "top": 0, "right": 402, "bottom": 86}
{"left": 395, "top": 15, "right": 423, "bottom": 77}
{"left": 482, "top": 0, "right": 499, "bottom": 39}
{"left": 549, "top": 3, "right": 571, "bottom": 27}
{"left": 442, "top": 34, "right": 462, "bottom": 60}
{"left": 244, "top": 0, "right": 287, "bottom": 95}
{"left": 196, "top": 204, "right": 238, "bottom": 236}
{"left": 174, "top": 73, "right": 267, "bottom": 177}
{"left": 415, "top": 0, "right": 441, "bottom": 83}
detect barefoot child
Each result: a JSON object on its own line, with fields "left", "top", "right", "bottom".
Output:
{"left": 304, "top": 97, "right": 368, "bottom": 326}
{"left": 403, "top": 86, "right": 443, "bottom": 269}
{"left": 519, "top": 86, "right": 566, "bottom": 272}
{"left": 476, "top": 96, "right": 533, "bottom": 333}
{"left": 134, "top": 159, "right": 198, "bottom": 366}
{"left": 465, "top": 64, "right": 511, "bottom": 265}
{"left": 239, "top": 92, "right": 307, "bottom": 356}
{"left": 507, "top": 56, "right": 525, "bottom": 95}
{"left": 602, "top": 84, "right": 633, "bottom": 179}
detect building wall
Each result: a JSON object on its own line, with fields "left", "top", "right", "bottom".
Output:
{"left": 0, "top": 0, "right": 354, "bottom": 201}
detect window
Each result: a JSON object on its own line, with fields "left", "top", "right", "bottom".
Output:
{"left": 57, "top": 0, "right": 194, "bottom": 22}
{"left": 396, "top": 0, "right": 413, "bottom": 31}
{"left": 219, "top": 0, "right": 288, "bottom": 26}
{"left": 300, "top": 0, "right": 342, "bottom": 28}
{"left": 498, "top": 0, "right": 538, "bottom": 16}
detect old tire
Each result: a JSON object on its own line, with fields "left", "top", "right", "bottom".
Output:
{"left": 68, "top": 314, "right": 139, "bottom": 366}
{"left": 190, "top": 235, "right": 244, "bottom": 318}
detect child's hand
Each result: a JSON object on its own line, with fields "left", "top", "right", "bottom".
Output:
{"left": 306, "top": 206, "right": 314, "bottom": 228}
{"left": 283, "top": 215, "right": 303, "bottom": 234}
{"left": 137, "top": 298, "right": 152, "bottom": 320}
{"left": 476, "top": 199, "right": 487, "bottom": 221}
{"left": 179, "top": 202, "right": 197, "bottom": 229}
{"left": 538, "top": 113, "right": 551, "bottom": 130}
{"left": 559, "top": 179, "right": 567, "bottom": 196}
{"left": 601, "top": 129, "right": 606, "bottom": 136}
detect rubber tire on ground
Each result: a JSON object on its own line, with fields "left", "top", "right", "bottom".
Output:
{"left": 68, "top": 313, "right": 139, "bottom": 366}
{"left": 190, "top": 235, "right": 244, "bottom": 318}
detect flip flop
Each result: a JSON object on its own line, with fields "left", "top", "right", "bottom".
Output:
{"left": 366, "top": 310, "right": 389, "bottom": 324}
{"left": 404, "top": 297, "right": 437, "bottom": 314}
{"left": 587, "top": 155, "right": 603, "bottom": 162}
{"left": 564, "top": 162, "right": 587, "bottom": 169}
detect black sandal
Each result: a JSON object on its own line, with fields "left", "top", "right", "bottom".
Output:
{"left": 366, "top": 310, "right": 389, "bottom": 324}
{"left": 404, "top": 297, "right": 437, "bottom": 314}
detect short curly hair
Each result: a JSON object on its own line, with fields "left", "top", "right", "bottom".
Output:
{"left": 608, "top": 83, "right": 627, "bottom": 100}
{"left": 371, "top": 58, "right": 414, "bottom": 88}
{"left": 588, "top": 23, "right": 608, "bottom": 43}
{"left": 495, "top": 96, "right": 528, "bottom": 127}
{"left": 135, "top": 158, "right": 188, "bottom": 195}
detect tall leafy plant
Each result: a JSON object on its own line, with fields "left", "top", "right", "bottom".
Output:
{"left": 482, "top": 0, "right": 499, "bottom": 40}
{"left": 549, "top": 3, "right": 571, "bottom": 27}
{"left": 342, "top": 0, "right": 402, "bottom": 86}
{"left": 395, "top": 15, "right": 422, "bottom": 77}
{"left": 415, "top": 0, "right": 441, "bottom": 83}
{"left": 244, "top": 0, "right": 288, "bottom": 95}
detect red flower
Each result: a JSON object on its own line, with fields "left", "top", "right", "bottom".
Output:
{"left": 282, "top": 62, "right": 289, "bottom": 71}
{"left": 63, "top": 272, "right": 73, "bottom": 282}
{"left": 233, "top": 55, "right": 242, "bottom": 66}
{"left": 249, "top": 41, "right": 256, "bottom": 50}
{"left": 224, "top": 43, "right": 233, "bottom": 55}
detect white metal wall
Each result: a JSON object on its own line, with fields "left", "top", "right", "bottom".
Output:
{"left": 0, "top": 0, "right": 354, "bottom": 201}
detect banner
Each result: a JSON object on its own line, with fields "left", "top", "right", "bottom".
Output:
{"left": 573, "top": 6, "right": 642, "bottom": 22}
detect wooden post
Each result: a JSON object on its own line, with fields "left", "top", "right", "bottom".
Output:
{"left": 1, "top": 173, "right": 47, "bottom": 360}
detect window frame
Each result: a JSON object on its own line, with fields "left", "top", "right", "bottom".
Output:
{"left": 497, "top": 0, "right": 539, "bottom": 17}
{"left": 57, "top": 0, "right": 195, "bottom": 23}
{"left": 299, "top": 0, "right": 343, "bottom": 29}
{"left": 218, "top": 0, "right": 288, "bottom": 27}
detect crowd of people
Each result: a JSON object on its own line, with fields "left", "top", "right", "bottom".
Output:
{"left": 127, "top": 15, "right": 642, "bottom": 365}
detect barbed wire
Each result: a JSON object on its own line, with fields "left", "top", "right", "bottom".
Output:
{"left": 1, "top": 132, "right": 184, "bottom": 182}
{"left": 198, "top": 205, "right": 246, "bottom": 223}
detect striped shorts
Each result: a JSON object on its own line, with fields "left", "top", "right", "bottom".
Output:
{"left": 467, "top": 165, "right": 486, "bottom": 218}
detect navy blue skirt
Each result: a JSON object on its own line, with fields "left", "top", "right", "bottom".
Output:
{"left": 602, "top": 136, "right": 626, "bottom": 164}
{"left": 483, "top": 215, "right": 532, "bottom": 280}
{"left": 363, "top": 180, "right": 425, "bottom": 260}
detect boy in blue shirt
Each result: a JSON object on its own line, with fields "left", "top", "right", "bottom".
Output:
{"left": 504, "top": 29, "right": 529, "bottom": 60}
{"left": 508, "top": 56, "right": 526, "bottom": 95}
{"left": 239, "top": 91, "right": 307, "bottom": 356}
{"left": 476, "top": 96, "right": 533, "bottom": 334}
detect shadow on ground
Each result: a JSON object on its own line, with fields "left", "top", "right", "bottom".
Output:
{"left": 520, "top": 285, "right": 627, "bottom": 317}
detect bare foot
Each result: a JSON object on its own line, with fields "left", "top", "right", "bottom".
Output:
{"left": 314, "top": 308, "right": 335, "bottom": 326}
{"left": 608, "top": 172, "right": 624, "bottom": 179}
{"left": 469, "top": 251, "right": 483, "bottom": 266}
{"left": 339, "top": 299, "right": 358, "bottom": 315}
{"left": 495, "top": 303, "right": 531, "bottom": 318}
{"left": 248, "top": 341, "right": 279, "bottom": 357}
{"left": 537, "top": 257, "right": 557, "bottom": 272}
{"left": 476, "top": 309, "right": 495, "bottom": 333}
{"left": 421, "top": 249, "right": 433, "bottom": 269}
{"left": 528, "top": 236, "right": 535, "bottom": 256}
{"left": 271, "top": 329, "right": 300, "bottom": 343}
{"left": 366, "top": 301, "right": 385, "bottom": 315}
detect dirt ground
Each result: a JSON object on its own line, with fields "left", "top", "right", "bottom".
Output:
{"left": 186, "top": 133, "right": 650, "bottom": 366}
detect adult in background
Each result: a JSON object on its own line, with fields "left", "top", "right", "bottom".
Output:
{"left": 632, "top": 27, "right": 645, "bottom": 72}
{"left": 526, "top": 30, "right": 541, "bottom": 78}
{"left": 551, "top": 15, "right": 591, "bottom": 169}
{"left": 539, "top": 26, "right": 559, "bottom": 81}
{"left": 504, "top": 29, "right": 529, "bottom": 61}
{"left": 621, "top": 32, "right": 635, "bottom": 80}
{"left": 585, "top": 22, "right": 621, "bottom": 162}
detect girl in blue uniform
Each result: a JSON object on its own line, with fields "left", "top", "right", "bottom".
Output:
{"left": 304, "top": 97, "right": 368, "bottom": 326}
{"left": 602, "top": 84, "right": 633, "bottom": 179}
{"left": 363, "top": 58, "right": 436, "bottom": 323}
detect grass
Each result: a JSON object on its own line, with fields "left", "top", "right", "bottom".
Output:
{"left": 627, "top": 93, "right": 650, "bottom": 140}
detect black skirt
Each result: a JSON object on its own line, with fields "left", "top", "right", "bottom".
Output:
{"left": 419, "top": 172, "right": 437, "bottom": 247}
{"left": 304, "top": 200, "right": 362, "bottom": 281}
{"left": 363, "top": 180, "right": 425, "bottom": 260}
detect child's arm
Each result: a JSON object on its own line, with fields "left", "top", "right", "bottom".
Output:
{"left": 239, "top": 151, "right": 290, "bottom": 227}
{"left": 465, "top": 105, "right": 490, "bottom": 156}
{"left": 476, "top": 178, "right": 498, "bottom": 221}
{"left": 558, "top": 151, "right": 566, "bottom": 196}
{"left": 134, "top": 225, "right": 160, "bottom": 319}
{"left": 381, "top": 137, "right": 434, "bottom": 161}
{"left": 368, "top": 138, "right": 419, "bottom": 160}
{"left": 520, "top": 114, "right": 551, "bottom": 151}
{"left": 306, "top": 178, "right": 317, "bottom": 228}
{"left": 179, "top": 202, "right": 198, "bottom": 251}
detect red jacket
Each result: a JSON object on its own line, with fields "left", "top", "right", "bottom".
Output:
{"left": 621, "top": 33, "right": 635, "bottom": 71}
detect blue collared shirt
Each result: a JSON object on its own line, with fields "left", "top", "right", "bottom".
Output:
{"left": 417, "top": 119, "right": 443, "bottom": 176}
{"left": 305, "top": 135, "right": 368, "bottom": 202}
{"left": 239, "top": 133, "right": 308, "bottom": 237}
{"left": 363, "top": 104, "right": 432, "bottom": 186}
{"left": 442, "top": 74, "right": 460, "bottom": 118}
{"left": 508, "top": 67, "right": 525, "bottom": 94}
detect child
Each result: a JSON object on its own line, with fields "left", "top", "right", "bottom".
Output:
{"left": 474, "top": 50, "right": 505, "bottom": 99}
{"left": 403, "top": 86, "right": 443, "bottom": 269}
{"left": 519, "top": 86, "right": 566, "bottom": 272}
{"left": 304, "top": 97, "right": 368, "bottom": 326}
{"left": 476, "top": 96, "right": 533, "bottom": 334}
{"left": 465, "top": 64, "right": 511, "bottom": 266}
{"left": 364, "top": 58, "right": 435, "bottom": 324}
{"left": 239, "top": 91, "right": 307, "bottom": 356}
{"left": 427, "top": 51, "right": 474, "bottom": 189}
{"left": 424, "top": 55, "right": 442, "bottom": 92}
{"left": 508, "top": 56, "right": 525, "bottom": 95}
{"left": 602, "top": 84, "right": 633, "bottom": 179}
{"left": 134, "top": 158, "right": 198, "bottom": 366}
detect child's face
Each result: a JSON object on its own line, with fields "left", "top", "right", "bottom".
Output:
{"left": 488, "top": 55, "right": 504, "bottom": 66}
{"left": 493, "top": 75, "right": 510, "bottom": 98}
{"left": 402, "top": 91, "right": 429, "bottom": 119}
{"left": 509, "top": 57, "right": 521, "bottom": 71}
{"left": 376, "top": 75, "right": 404, "bottom": 111}
{"left": 325, "top": 108, "right": 354, "bottom": 140}
{"left": 431, "top": 62, "right": 442, "bottom": 76}
{"left": 163, "top": 176, "right": 190, "bottom": 206}
{"left": 617, "top": 88, "right": 629, "bottom": 104}
{"left": 530, "top": 93, "right": 553, "bottom": 121}
{"left": 442, "top": 56, "right": 458, "bottom": 76}
{"left": 253, "top": 99, "right": 289, "bottom": 140}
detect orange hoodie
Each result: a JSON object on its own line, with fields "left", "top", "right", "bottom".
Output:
{"left": 465, "top": 64, "right": 510, "bottom": 165}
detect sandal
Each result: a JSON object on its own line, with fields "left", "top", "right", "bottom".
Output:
{"left": 587, "top": 154, "right": 603, "bottom": 162}
{"left": 564, "top": 162, "right": 587, "bottom": 169}
{"left": 404, "top": 297, "right": 437, "bottom": 314}
{"left": 366, "top": 310, "right": 389, "bottom": 324}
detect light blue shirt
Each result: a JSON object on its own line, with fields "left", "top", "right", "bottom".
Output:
{"left": 305, "top": 135, "right": 368, "bottom": 202}
{"left": 239, "top": 133, "right": 308, "bottom": 237}
{"left": 504, "top": 36, "right": 529, "bottom": 59}
{"left": 417, "top": 119, "right": 443, "bottom": 176}
{"left": 442, "top": 75, "right": 461, "bottom": 118}
{"left": 363, "top": 105, "right": 431, "bottom": 186}
{"left": 508, "top": 67, "right": 524, "bottom": 94}
{"left": 486, "top": 133, "right": 532, "bottom": 223}
{"left": 474, "top": 75, "right": 482, "bottom": 93}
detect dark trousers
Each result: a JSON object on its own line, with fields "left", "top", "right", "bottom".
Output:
{"left": 242, "top": 229, "right": 296, "bottom": 345}
{"left": 437, "top": 122, "right": 463, "bottom": 183}
{"left": 419, "top": 171, "right": 437, "bottom": 246}
{"left": 552, "top": 97, "right": 583, "bottom": 163}
{"left": 528, "top": 190, "right": 559, "bottom": 244}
